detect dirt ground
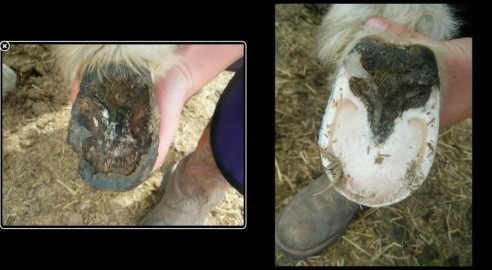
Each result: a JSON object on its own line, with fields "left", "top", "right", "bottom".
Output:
{"left": 1, "top": 44, "right": 244, "bottom": 226}
{"left": 275, "top": 4, "right": 472, "bottom": 266}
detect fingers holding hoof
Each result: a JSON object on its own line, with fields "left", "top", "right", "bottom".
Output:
{"left": 68, "top": 64, "right": 159, "bottom": 191}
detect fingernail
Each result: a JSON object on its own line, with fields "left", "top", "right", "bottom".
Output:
{"left": 366, "top": 18, "right": 387, "bottom": 30}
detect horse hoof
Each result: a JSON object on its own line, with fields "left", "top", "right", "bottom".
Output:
{"left": 318, "top": 37, "right": 440, "bottom": 207}
{"left": 67, "top": 64, "right": 159, "bottom": 191}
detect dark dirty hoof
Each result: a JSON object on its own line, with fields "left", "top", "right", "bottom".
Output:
{"left": 67, "top": 64, "right": 159, "bottom": 191}
{"left": 318, "top": 37, "right": 441, "bottom": 207}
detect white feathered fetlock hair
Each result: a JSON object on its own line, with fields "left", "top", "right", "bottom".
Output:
{"left": 50, "top": 45, "right": 180, "bottom": 88}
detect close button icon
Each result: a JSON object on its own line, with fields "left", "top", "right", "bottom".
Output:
{"left": 1, "top": 41, "right": 11, "bottom": 52}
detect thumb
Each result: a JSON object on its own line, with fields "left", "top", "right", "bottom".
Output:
{"left": 365, "top": 17, "right": 432, "bottom": 42}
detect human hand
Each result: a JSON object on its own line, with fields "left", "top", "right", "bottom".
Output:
{"left": 365, "top": 18, "right": 472, "bottom": 128}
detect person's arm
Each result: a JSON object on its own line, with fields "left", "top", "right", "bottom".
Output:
{"left": 365, "top": 18, "right": 472, "bottom": 128}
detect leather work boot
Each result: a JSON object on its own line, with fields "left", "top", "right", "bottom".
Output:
{"left": 275, "top": 174, "right": 363, "bottom": 258}
{"left": 141, "top": 125, "right": 230, "bottom": 225}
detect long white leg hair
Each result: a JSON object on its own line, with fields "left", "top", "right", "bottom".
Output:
{"left": 50, "top": 45, "right": 180, "bottom": 88}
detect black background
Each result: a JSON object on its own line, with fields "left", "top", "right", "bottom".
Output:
{"left": 0, "top": 1, "right": 483, "bottom": 268}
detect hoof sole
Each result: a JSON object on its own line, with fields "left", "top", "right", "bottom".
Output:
{"left": 68, "top": 64, "right": 159, "bottom": 191}
{"left": 318, "top": 37, "right": 441, "bottom": 207}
